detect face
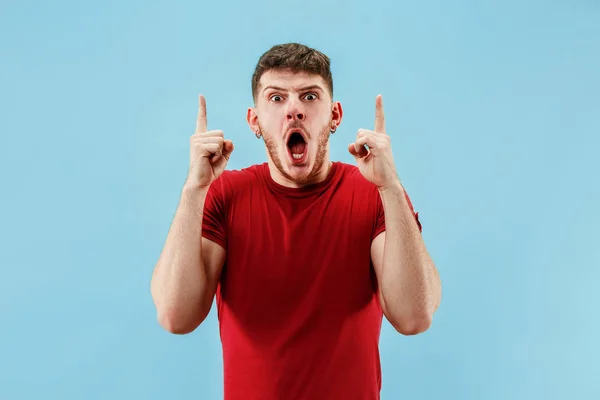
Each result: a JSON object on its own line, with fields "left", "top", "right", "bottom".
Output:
{"left": 247, "top": 69, "right": 343, "bottom": 187}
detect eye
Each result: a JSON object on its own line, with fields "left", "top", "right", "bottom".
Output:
{"left": 304, "top": 93, "right": 318, "bottom": 101}
{"left": 270, "top": 94, "right": 284, "bottom": 102}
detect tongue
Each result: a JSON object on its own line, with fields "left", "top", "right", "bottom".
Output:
{"left": 290, "top": 142, "right": 306, "bottom": 154}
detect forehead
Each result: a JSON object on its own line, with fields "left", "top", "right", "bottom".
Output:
{"left": 259, "top": 69, "right": 326, "bottom": 91}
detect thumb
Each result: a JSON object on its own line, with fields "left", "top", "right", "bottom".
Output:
{"left": 223, "top": 139, "right": 234, "bottom": 159}
{"left": 213, "top": 140, "right": 233, "bottom": 173}
{"left": 348, "top": 143, "right": 359, "bottom": 159}
{"left": 348, "top": 142, "right": 369, "bottom": 159}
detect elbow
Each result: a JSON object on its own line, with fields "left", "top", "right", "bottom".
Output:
{"left": 153, "top": 293, "right": 209, "bottom": 335}
{"left": 150, "top": 283, "right": 208, "bottom": 335}
{"left": 389, "top": 312, "right": 433, "bottom": 336}
{"left": 157, "top": 309, "right": 204, "bottom": 335}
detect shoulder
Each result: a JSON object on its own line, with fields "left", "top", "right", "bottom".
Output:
{"left": 332, "top": 161, "right": 383, "bottom": 208}
{"left": 220, "top": 163, "right": 264, "bottom": 183}
{"left": 207, "top": 163, "right": 266, "bottom": 197}
{"left": 335, "top": 162, "right": 380, "bottom": 191}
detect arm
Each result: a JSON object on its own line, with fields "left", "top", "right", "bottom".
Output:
{"left": 371, "top": 183, "right": 441, "bottom": 335}
{"left": 150, "top": 184, "right": 225, "bottom": 334}
{"left": 151, "top": 94, "right": 233, "bottom": 334}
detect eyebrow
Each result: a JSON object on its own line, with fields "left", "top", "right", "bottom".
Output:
{"left": 262, "top": 85, "right": 324, "bottom": 94}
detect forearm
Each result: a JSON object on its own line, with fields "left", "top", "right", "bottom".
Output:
{"left": 151, "top": 184, "right": 210, "bottom": 333}
{"left": 379, "top": 182, "right": 441, "bottom": 332}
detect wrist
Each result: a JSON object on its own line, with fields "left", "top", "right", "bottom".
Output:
{"left": 181, "top": 181, "right": 209, "bottom": 199}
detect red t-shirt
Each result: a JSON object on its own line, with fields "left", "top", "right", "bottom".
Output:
{"left": 202, "top": 161, "right": 421, "bottom": 400}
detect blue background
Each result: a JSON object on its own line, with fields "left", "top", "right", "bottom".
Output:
{"left": 1, "top": 0, "right": 599, "bottom": 399}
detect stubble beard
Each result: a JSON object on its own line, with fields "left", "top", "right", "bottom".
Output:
{"left": 260, "top": 120, "right": 332, "bottom": 186}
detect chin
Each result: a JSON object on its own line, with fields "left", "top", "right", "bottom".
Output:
{"left": 284, "top": 156, "right": 314, "bottom": 180}
{"left": 264, "top": 127, "right": 328, "bottom": 186}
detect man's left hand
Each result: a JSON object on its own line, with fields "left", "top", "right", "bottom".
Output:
{"left": 348, "top": 95, "right": 400, "bottom": 190}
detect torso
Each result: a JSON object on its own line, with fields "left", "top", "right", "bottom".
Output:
{"left": 203, "top": 162, "right": 386, "bottom": 400}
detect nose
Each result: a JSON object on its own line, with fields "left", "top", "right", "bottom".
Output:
{"left": 288, "top": 113, "right": 304, "bottom": 121}
{"left": 287, "top": 112, "right": 305, "bottom": 121}
{"left": 285, "top": 99, "right": 306, "bottom": 121}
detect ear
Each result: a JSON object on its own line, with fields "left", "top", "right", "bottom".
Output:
{"left": 247, "top": 107, "right": 259, "bottom": 136}
{"left": 331, "top": 101, "right": 343, "bottom": 130}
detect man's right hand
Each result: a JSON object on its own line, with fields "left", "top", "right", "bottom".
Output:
{"left": 186, "top": 94, "right": 234, "bottom": 189}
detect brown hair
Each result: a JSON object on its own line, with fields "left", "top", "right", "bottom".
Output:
{"left": 251, "top": 43, "right": 334, "bottom": 102}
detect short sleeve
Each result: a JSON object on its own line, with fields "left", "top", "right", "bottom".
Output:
{"left": 372, "top": 188, "right": 422, "bottom": 240}
{"left": 403, "top": 190, "right": 422, "bottom": 233}
{"left": 202, "top": 176, "right": 227, "bottom": 250}
{"left": 373, "top": 194, "right": 387, "bottom": 240}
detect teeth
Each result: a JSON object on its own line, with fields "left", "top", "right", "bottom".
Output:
{"left": 292, "top": 153, "right": 304, "bottom": 159}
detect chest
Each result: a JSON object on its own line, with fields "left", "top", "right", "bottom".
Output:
{"left": 219, "top": 187, "right": 380, "bottom": 310}
{"left": 230, "top": 188, "right": 375, "bottom": 265}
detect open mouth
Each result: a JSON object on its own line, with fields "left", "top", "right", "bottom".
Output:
{"left": 286, "top": 131, "right": 308, "bottom": 164}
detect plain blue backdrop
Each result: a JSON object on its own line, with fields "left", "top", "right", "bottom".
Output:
{"left": 1, "top": 0, "right": 599, "bottom": 399}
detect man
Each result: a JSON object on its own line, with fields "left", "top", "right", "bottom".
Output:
{"left": 150, "top": 43, "right": 442, "bottom": 400}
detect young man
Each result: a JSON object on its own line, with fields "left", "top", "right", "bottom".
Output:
{"left": 151, "top": 43, "right": 442, "bottom": 400}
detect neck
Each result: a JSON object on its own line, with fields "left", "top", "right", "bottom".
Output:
{"left": 267, "top": 156, "right": 333, "bottom": 188}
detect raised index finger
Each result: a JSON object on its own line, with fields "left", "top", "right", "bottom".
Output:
{"left": 374, "top": 94, "right": 386, "bottom": 134}
{"left": 196, "top": 94, "right": 207, "bottom": 133}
